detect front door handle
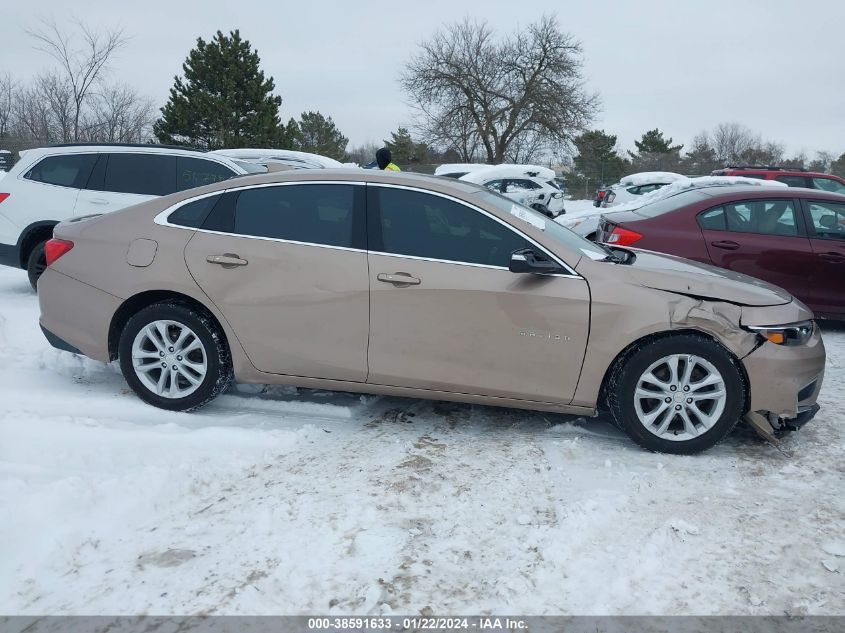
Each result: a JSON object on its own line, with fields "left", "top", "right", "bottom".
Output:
{"left": 89, "top": 198, "right": 109, "bottom": 205}
{"left": 206, "top": 253, "right": 248, "bottom": 267}
{"left": 711, "top": 240, "right": 740, "bottom": 251}
{"left": 377, "top": 272, "right": 421, "bottom": 286}
{"left": 819, "top": 252, "right": 845, "bottom": 263}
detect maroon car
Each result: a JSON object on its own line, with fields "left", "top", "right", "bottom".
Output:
{"left": 596, "top": 185, "right": 845, "bottom": 319}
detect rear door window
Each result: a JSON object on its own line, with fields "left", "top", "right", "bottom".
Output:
{"left": 231, "top": 184, "right": 363, "bottom": 249}
{"left": 810, "top": 177, "right": 845, "bottom": 195}
{"left": 806, "top": 200, "right": 845, "bottom": 240}
{"left": 701, "top": 200, "right": 800, "bottom": 236}
{"left": 774, "top": 175, "right": 810, "bottom": 188}
{"left": 25, "top": 154, "right": 97, "bottom": 188}
{"left": 103, "top": 154, "right": 176, "bottom": 196}
{"left": 176, "top": 157, "right": 237, "bottom": 191}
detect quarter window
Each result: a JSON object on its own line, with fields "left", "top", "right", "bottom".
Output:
{"left": 25, "top": 154, "right": 97, "bottom": 188}
{"left": 232, "top": 184, "right": 360, "bottom": 248}
{"left": 698, "top": 200, "right": 799, "bottom": 236}
{"left": 371, "top": 188, "right": 528, "bottom": 267}
{"left": 176, "top": 157, "right": 236, "bottom": 191}
{"left": 103, "top": 154, "right": 176, "bottom": 196}
{"left": 168, "top": 195, "right": 221, "bottom": 228}
{"left": 807, "top": 201, "right": 845, "bottom": 240}
{"left": 811, "top": 177, "right": 845, "bottom": 195}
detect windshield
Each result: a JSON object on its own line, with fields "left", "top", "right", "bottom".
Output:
{"left": 474, "top": 190, "right": 609, "bottom": 261}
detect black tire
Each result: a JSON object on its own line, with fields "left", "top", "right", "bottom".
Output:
{"left": 118, "top": 301, "right": 233, "bottom": 411}
{"left": 606, "top": 334, "right": 746, "bottom": 455}
{"left": 26, "top": 240, "right": 48, "bottom": 291}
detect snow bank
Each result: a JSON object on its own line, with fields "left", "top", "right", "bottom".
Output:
{"left": 1, "top": 264, "right": 844, "bottom": 616}
{"left": 610, "top": 176, "right": 788, "bottom": 211}
{"left": 211, "top": 148, "right": 345, "bottom": 169}
{"left": 433, "top": 163, "right": 491, "bottom": 176}
{"left": 459, "top": 164, "right": 556, "bottom": 184}
{"left": 619, "top": 171, "right": 686, "bottom": 186}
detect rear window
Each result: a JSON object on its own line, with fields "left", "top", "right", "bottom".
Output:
{"left": 25, "top": 154, "right": 97, "bottom": 188}
{"left": 633, "top": 189, "right": 712, "bottom": 218}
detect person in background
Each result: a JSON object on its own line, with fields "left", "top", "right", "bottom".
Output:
{"left": 375, "top": 148, "right": 401, "bottom": 172}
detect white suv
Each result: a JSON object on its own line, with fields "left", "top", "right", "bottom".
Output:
{"left": 458, "top": 165, "right": 565, "bottom": 218}
{"left": 0, "top": 144, "right": 249, "bottom": 288}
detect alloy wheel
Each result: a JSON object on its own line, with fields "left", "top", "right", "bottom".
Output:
{"left": 633, "top": 354, "right": 727, "bottom": 441}
{"left": 131, "top": 320, "right": 208, "bottom": 399}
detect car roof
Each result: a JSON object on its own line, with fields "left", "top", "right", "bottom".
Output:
{"left": 19, "top": 144, "right": 227, "bottom": 160}
{"left": 157, "top": 168, "right": 492, "bottom": 200}
{"left": 697, "top": 185, "right": 845, "bottom": 201}
{"left": 714, "top": 167, "right": 833, "bottom": 178}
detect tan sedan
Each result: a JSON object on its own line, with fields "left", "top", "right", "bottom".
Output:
{"left": 38, "top": 170, "right": 825, "bottom": 453}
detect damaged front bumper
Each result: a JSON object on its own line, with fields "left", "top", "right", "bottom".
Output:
{"left": 738, "top": 306, "right": 826, "bottom": 446}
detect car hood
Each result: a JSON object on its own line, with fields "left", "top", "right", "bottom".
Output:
{"left": 611, "top": 249, "right": 792, "bottom": 307}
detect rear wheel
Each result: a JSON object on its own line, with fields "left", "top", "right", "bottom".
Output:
{"left": 118, "top": 302, "right": 233, "bottom": 411}
{"left": 26, "top": 240, "right": 48, "bottom": 291}
{"left": 606, "top": 334, "right": 746, "bottom": 454}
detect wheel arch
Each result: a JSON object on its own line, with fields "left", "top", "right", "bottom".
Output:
{"left": 17, "top": 221, "right": 59, "bottom": 269}
{"left": 108, "top": 290, "right": 227, "bottom": 361}
{"left": 597, "top": 328, "right": 751, "bottom": 414}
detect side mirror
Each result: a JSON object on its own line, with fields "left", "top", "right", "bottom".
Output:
{"left": 509, "top": 248, "right": 564, "bottom": 274}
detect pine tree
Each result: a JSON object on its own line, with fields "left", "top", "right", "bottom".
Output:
{"left": 154, "top": 30, "right": 287, "bottom": 149}
{"left": 682, "top": 132, "right": 718, "bottom": 175}
{"left": 628, "top": 129, "right": 684, "bottom": 171}
{"left": 288, "top": 111, "right": 348, "bottom": 160}
{"left": 572, "top": 130, "right": 626, "bottom": 185}
{"left": 385, "top": 126, "right": 424, "bottom": 164}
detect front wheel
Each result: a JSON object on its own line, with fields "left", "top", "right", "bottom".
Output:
{"left": 118, "top": 302, "right": 233, "bottom": 411}
{"left": 606, "top": 334, "right": 746, "bottom": 454}
{"left": 27, "top": 240, "right": 48, "bottom": 291}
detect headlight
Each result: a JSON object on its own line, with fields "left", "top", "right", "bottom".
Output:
{"left": 744, "top": 320, "right": 814, "bottom": 346}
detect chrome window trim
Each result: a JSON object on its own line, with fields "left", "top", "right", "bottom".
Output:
{"left": 153, "top": 180, "right": 582, "bottom": 278}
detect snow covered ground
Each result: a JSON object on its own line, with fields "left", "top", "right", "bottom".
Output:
{"left": 1, "top": 265, "right": 844, "bottom": 616}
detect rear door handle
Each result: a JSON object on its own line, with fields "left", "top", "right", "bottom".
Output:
{"left": 711, "top": 240, "right": 740, "bottom": 251}
{"left": 819, "top": 252, "right": 845, "bottom": 263}
{"left": 377, "top": 272, "right": 421, "bottom": 286}
{"left": 89, "top": 198, "right": 110, "bottom": 205}
{"left": 206, "top": 253, "right": 248, "bottom": 267}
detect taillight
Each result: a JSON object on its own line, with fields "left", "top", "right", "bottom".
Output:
{"left": 597, "top": 190, "right": 607, "bottom": 199}
{"left": 606, "top": 226, "right": 643, "bottom": 246}
{"left": 0, "top": 193, "right": 9, "bottom": 204}
{"left": 45, "top": 239, "right": 74, "bottom": 266}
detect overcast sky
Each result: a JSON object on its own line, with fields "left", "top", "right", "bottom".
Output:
{"left": 3, "top": 0, "right": 844, "bottom": 158}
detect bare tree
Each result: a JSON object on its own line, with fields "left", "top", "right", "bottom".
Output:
{"left": 84, "top": 84, "right": 155, "bottom": 143}
{"left": 12, "top": 83, "right": 53, "bottom": 141}
{"left": 711, "top": 122, "right": 759, "bottom": 165}
{"left": 401, "top": 15, "right": 598, "bottom": 164}
{"left": 38, "top": 72, "right": 75, "bottom": 142}
{"left": 808, "top": 151, "right": 835, "bottom": 173}
{"left": 28, "top": 18, "right": 127, "bottom": 141}
{"left": 0, "top": 72, "right": 15, "bottom": 138}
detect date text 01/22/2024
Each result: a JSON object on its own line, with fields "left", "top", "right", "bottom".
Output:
{"left": 307, "top": 616, "right": 528, "bottom": 630}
